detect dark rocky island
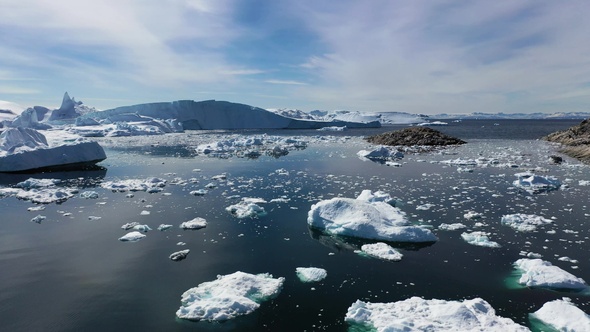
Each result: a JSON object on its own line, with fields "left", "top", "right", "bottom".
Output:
{"left": 366, "top": 126, "right": 466, "bottom": 146}
{"left": 544, "top": 118, "right": 590, "bottom": 162}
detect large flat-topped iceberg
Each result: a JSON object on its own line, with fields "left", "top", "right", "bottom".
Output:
{"left": 176, "top": 271, "right": 284, "bottom": 321}
{"left": 345, "top": 297, "right": 529, "bottom": 331}
{"left": 530, "top": 297, "right": 590, "bottom": 331}
{"left": 0, "top": 127, "right": 106, "bottom": 172}
{"left": 307, "top": 191, "right": 437, "bottom": 243}
{"left": 81, "top": 100, "right": 380, "bottom": 130}
{"left": 514, "top": 258, "right": 587, "bottom": 290}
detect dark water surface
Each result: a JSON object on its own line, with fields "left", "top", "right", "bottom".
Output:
{"left": 0, "top": 120, "right": 588, "bottom": 331}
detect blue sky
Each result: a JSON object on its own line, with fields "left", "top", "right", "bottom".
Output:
{"left": 1, "top": 0, "right": 590, "bottom": 114}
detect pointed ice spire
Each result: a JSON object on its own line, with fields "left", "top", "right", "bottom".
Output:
{"left": 59, "top": 92, "right": 76, "bottom": 111}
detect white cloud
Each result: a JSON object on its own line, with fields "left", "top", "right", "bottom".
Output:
{"left": 265, "top": 80, "right": 308, "bottom": 86}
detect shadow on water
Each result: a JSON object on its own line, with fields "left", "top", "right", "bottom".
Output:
{"left": 308, "top": 227, "right": 436, "bottom": 252}
{"left": 0, "top": 166, "right": 108, "bottom": 188}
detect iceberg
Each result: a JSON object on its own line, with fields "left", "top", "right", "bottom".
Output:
{"left": 118, "top": 231, "right": 146, "bottom": 242}
{"left": 356, "top": 242, "right": 403, "bottom": 261}
{"left": 345, "top": 297, "right": 529, "bottom": 331}
{"left": 513, "top": 172, "right": 561, "bottom": 194}
{"left": 226, "top": 197, "right": 267, "bottom": 219}
{"left": 530, "top": 297, "right": 590, "bottom": 331}
{"left": 169, "top": 249, "right": 190, "bottom": 262}
{"left": 501, "top": 214, "right": 553, "bottom": 232}
{"left": 0, "top": 127, "right": 106, "bottom": 172}
{"left": 295, "top": 267, "right": 328, "bottom": 283}
{"left": 357, "top": 146, "right": 404, "bottom": 161}
{"left": 461, "top": 231, "right": 501, "bottom": 248}
{"left": 179, "top": 217, "right": 207, "bottom": 230}
{"left": 514, "top": 258, "right": 587, "bottom": 290}
{"left": 100, "top": 177, "right": 166, "bottom": 192}
{"left": 176, "top": 271, "right": 284, "bottom": 321}
{"left": 81, "top": 100, "right": 380, "bottom": 130}
{"left": 307, "top": 191, "right": 437, "bottom": 243}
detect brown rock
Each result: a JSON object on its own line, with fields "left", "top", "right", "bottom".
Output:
{"left": 365, "top": 127, "right": 466, "bottom": 146}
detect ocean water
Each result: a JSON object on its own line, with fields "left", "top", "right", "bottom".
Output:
{"left": 0, "top": 119, "right": 588, "bottom": 331}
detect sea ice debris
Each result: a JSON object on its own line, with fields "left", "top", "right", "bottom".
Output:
{"left": 118, "top": 231, "right": 146, "bottom": 242}
{"left": 530, "top": 297, "right": 590, "bottom": 331}
{"left": 514, "top": 258, "right": 587, "bottom": 290}
{"left": 461, "top": 231, "right": 501, "bottom": 248}
{"left": 180, "top": 217, "right": 207, "bottom": 230}
{"left": 501, "top": 214, "right": 553, "bottom": 232}
{"left": 295, "top": 267, "right": 328, "bottom": 282}
{"left": 356, "top": 242, "right": 403, "bottom": 261}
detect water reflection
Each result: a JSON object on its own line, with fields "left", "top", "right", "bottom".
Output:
{"left": 0, "top": 167, "right": 107, "bottom": 188}
{"left": 308, "top": 227, "right": 435, "bottom": 252}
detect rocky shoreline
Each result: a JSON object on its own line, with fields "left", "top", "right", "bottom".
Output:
{"left": 365, "top": 126, "right": 466, "bottom": 146}
{"left": 544, "top": 118, "right": 590, "bottom": 163}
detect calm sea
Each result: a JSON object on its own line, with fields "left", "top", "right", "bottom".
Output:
{"left": 0, "top": 119, "right": 588, "bottom": 331}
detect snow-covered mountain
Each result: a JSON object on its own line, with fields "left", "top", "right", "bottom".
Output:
{"left": 432, "top": 112, "right": 590, "bottom": 119}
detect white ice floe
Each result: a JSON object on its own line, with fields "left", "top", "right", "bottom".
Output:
{"left": 180, "top": 217, "right": 207, "bottom": 230}
{"left": 530, "top": 297, "right": 590, "bottom": 331}
{"left": 16, "top": 188, "right": 76, "bottom": 204}
{"left": 170, "top": 249, "right": 190, "bottom": 261}
{"left": 101, "top": 177, "right": 167, "bottom": 192}
{"left": 357, "top": 146, "right": 403, "bottom": 161}
{"left": 461, "top": 231, "right": 501, "bottom": 248}
{"left": 80, "top": 191, "right": 99, "bottom": 199}
{"left": 196, "top": 135, "right": 307, "bottom": 158}
{"left": 356, "top": 189, "right": 396, "bottom": 205}
{"left": 345, "top": 297, "right": 528, "bottom": 332}
{"left": 356, "top": 242, "right": 403, "bottom": 261}
{"left": 295, "top": 267, "right": 328, "bottom": 282}
{"left": 30, "top": 215, "right": 46, "bottom": 223}
{"left": 438, "top": 223, "right": 467, "bottom": 231}
{"left": 157, "top": 224, "right": 173, "bottom": 231}
{"left": 226, "top": 197, "right": 267, "bottom": 219}
{"left": 514, "top": 258, "right": 587, "bottom": 290}
{"left": 417, "top": 121, "right": 448, "bottom": 126}
{"left": 176, "top": 271, "right": 285, "bottom": 321}
{"left": 501, "top": 214, "right": 553, "bottom": 232}
{"left": 513, "top": 172, "right": 561, "bottom": 194}
{"left": 16, "top": 178, "right": 60, "bottom": 189}
{"left": 0, "top": 127, "right": 106, "bottom": 172}
{"left": 307, "top": 191, "right": 437, "bottom": 243}
{"left": 132, "top": 224, "right": 152, "bottom": 232}
{"left": 317, "top": 126, "right": 346, "bottom": 131}
{"left": 118, "top": 231, "right": 146, "bottom": 242}
{"left": 464, "top": 211, "right": 482, "bottom": 220}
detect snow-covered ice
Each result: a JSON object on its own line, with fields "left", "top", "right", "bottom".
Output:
{"left": 529, "top": 297, "right": 590, "bottom": 331}
{"left": 179, "top": 217, "right": 207, "bottom": 230}
{"left": 170, "top": 249, "right": 190, "bottom": 262}
{"left": 118, "top": 231, "right": 146, "bottom": 242}
{"left": 101, "top": 177, "right": 167, "bottom": 192}
{"left": 501, "top": 214, "right": 553, "bottom": 232}
{"left": 345, "top": 297, "right": 529, "bottom": 331}
{"left": 514, "top": 258, "right": 587, "bottom": 290}
{"left": 357, "top": 146, "right": 403, "bottom": 162}
{"left": 512, "top": 172, "right": 561, "bottom": 194}
{"left": 0, "top": 127, "right": 106, "bottom": 172}
{"left": 226, "top": 197, "right": 267, "bottom": 219}
{"left": 295, "top": 267, "right": 328, "bottom": 282}
{"left": 461, "top": 231, "right": 501, "bottom": 248}
{"left": 438, "top": 223, "right": 467, "bottom": 231}
{"left": 356, "top": 242, "right": 403, "bottom": 261}
{"left": 307, "top": 191, "right": 437, "bottom": 243}
{"left": 176, "top": 271, "right": 284, "bottom": 321}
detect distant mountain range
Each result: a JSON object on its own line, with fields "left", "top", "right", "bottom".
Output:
{"left": 431, "top": 112, "right": 590, "bottom": 120}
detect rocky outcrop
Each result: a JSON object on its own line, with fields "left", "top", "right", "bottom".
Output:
{"left": 544, "top": 118, "right": 590, "bottom": 162}
{"left": 365, "top": 127, "right": 466, "bottom": 146}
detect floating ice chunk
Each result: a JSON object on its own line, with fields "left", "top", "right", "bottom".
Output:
{"left": 461, "top": 232, "right": 501, "bottom": 248}
{"left": 438, "top": 223, "right": 467, "bottom": 231}
{"left": 121, "top": 222, "right": 139, "bottom": 230}
{"left": 226, "top": 198, "right": 267, "bottom": 219}
{"left": 558, "top": 256, "right": 579, "bottom": 264}
{"left": 317, "top": 126, "right": 346, "bottom": 131}
{"left": 30, "top": 215, "right": 46, "bottom": 224}
{"left": 513, "top": 172, "right": 561, "bottom": 194}
{"left": 356, "top": 190, "right": 395, "bottom": 205}
{"left": 345, "top": 297, "right": 528, "bottom": 332}
{"left": 189, "top": 189, "right": 207, "bottom": 196}
{"left": 132, "top": 224, "right": 152, "bottom": 232}
{"left": 464, "top": 211, "right": 482, "bottom": 220}
{"left": 16, "top": 178, "right": 60, "bottom": 189}
{"left": 16, "top": 188, "right": 75, "bottom": 204}
{"left": 170, "top": 249, "right": 190, "bottom": 262}
{"left": 176, "top": 271, "right": 284, "bottom": 321}
{"left": 307, "top": 195, "right": 437, "bottom": 243}
{"left": 295, "top": 267, "right": 328, "bottom": 282}
{"left": 514, "top": 258, "right": 587, "bottom": 290}
{"left": 157, "top": 224, "right": 173, "bottom": 231}
{"left": 80, "top": 191, "right": 99, "bottom": 199}
{"left": 501, "top": 214, "right": 553, "bottom": 232}
{"left": 356, "top": 242, "right": 403, "bottom": 261}
{"left": 118, "top": 231, "right": 146, "bottom": 242}
{"left": 180, "top": 217, "right": 207, "bottom": 230}
{"left": 530, "top": 297, "right": 590, "bottom": 331}
{"left": 579, "top": 180, "right": 590, "bottom": 186}
{"left": 101, "top": 177, "right": 167, "bottom": 192}
{"left": 357, "top": 146, "right": 403, "bottom": 161}
{"left": 416, "top": 203, "right": 435, "bottom": 210}
{"left": 417, "top": 121, "right": 448, "bottom": 126}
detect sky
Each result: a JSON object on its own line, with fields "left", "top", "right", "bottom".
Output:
{"left": 1, "top": 0, "right": 590, "bottom": 114}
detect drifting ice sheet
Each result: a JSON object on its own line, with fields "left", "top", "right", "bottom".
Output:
{"left": 461, "top": 231, "right": 501, "bottom": 248}
{"left": 530, "top": 297, "right": 590, "bottom": 331}
{"left": 345, "top": 297, "right": 529, "bottom": 331}
{"left": 295, "top": 267, "right": 327, "bottom": 283}
{"left": 514, "top": 258, "right": 587, "bottom": 290}
{"left": 176, "top": 271, "right": 284, "bottom": 321}
{"left": 501, "top": 214, "right": 553, "bottom": 232}
{"left": 356, "top": 242, "right": 403, "bottom": 261}
{"left": 512, "top": 172, "right": 561, "bottom": 194}
{"left": 307, "top": 191, "right": 437, "bottom": 243}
